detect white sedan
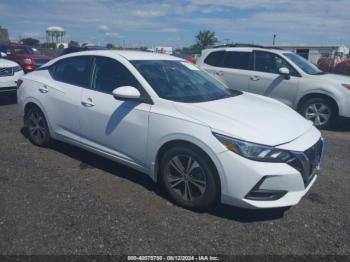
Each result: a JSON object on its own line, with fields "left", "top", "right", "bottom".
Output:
{"left": 0, "top": 55, "right": 23, "bottom": 94}
{"left": 17, "top": 50, "right": 323, "bottom": 210}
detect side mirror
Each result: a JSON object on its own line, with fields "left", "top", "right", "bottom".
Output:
{"left": 112, "top": 86, "right": 141, "bottom": 101}
{"left": 0, "top": 52, "right": 7, "bottom": 58}
{"left": 279, "top": 67, "right": 290, "bottom": 79}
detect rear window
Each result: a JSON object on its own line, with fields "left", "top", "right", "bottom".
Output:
{"left": 204, "top": 51, "right": 225, "bottom": 67}
{"left": 222, "top": 51, "right": 252, "bottom": 70}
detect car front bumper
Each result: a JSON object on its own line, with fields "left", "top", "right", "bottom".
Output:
{"left": 0, "top": 71, "right": 23, "bottom": 93}
{"left": 339, "top": 94, "right": 350, "bottom": 118}
{"left": 217, "top": 126, "right": 322, "bottom": 209}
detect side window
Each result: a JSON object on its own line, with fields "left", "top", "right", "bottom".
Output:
{"left": 254, "top": 51, "right": 298, "bottom": 76}
{"left": 91, "top": 57, "right": 140, "bottom": 94}
{"left": 222, "top": 51, "right": 252, "bottom": 70}
{"left": 49, "top": 56, "right": 91, "bottom": 87}
{"left": 204, "top": 51, "right": 225, "bottom": 67}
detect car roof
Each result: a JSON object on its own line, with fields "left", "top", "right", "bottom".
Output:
{"left": 203, "top": 46, "right": 293, "bottom": 55}
{"left": 48, "top": 50, "right": 183, "bottom": 65}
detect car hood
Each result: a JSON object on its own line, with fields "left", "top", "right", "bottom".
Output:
{"left": 307, "top": 73, "right": 350, "bottom": 84}
{"left": 0, "top": 58, "right": 19, "bottom": 67}
{"left": 173, "top": 93, "right": 313, "bottom": 146}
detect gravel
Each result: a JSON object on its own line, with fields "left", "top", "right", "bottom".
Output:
{"left": 0, "top": 94, "right": 349, "bottom": 255}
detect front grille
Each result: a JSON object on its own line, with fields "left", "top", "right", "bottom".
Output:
{"left": 288, "top": 139, "right": 324, "bottom": 187}
{"left": 0, "top": 67, "right": 14, "bottom": 77}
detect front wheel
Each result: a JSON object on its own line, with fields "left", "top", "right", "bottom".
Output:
{"left": 160, "top": 146, "right": 219, "bottom": 210}
{"left": 300, "top": 97, "right": 337, "bottom": 129}
{"left": 24, "top": 106, "right": 51, "bottom": 147}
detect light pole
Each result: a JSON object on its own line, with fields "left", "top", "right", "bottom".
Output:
{"left": 273, "top": 34, "right": 276, "bottom": 46}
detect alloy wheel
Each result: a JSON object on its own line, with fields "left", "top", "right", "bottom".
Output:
{"left": 305, "top": 103, "right": 331, "bottom": 126}
{"left": 27, "top": 110, "right": 47, "bottom": 145}
{"left": 165, "top": 154, "right": 207, "bottom": 202}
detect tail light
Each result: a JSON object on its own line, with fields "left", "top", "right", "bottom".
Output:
{"left": 16, "top": 79, "right": 23, "bottom": 89}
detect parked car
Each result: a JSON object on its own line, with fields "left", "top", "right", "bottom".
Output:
{"left": 317, "top": 57, "right": 335, "bottom": 73}
{"left": 0, "top": 54, "right": 24, "bottom": 94}
{"left": 59, "top": 45, "right": 107, "bottom": 56}
{"left": 0, "top": 43, "right": 51, "bottom": 73}
{"left": 197, "top": 45, "right": 350, "bottom": 129}
{"left": 335, "top": 58, "right": 350, "bottom": 76}
{"left": 17, "top": 50, "right": 323, "bottom": 210}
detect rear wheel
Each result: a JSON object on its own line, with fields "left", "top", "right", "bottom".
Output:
{"left": 160, "top": 146, "right": 219, "bottom": 210}
{"left": 300, "top": 97, "right": 337, "bottom": 129}
{"left": 25, "top": 106, "right": 51, "bottom": 147}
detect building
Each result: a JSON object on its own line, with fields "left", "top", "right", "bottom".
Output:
{"left": 0, "top": 26, "right": 9, "bottom": 43}
{"left": 268, "top": 45, "right": 349, "bottom": 64}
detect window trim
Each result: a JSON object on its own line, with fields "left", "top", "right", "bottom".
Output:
{"left": 253, "top": 50, "right": 301, "bottom": 77}
{"left": 48, "top": 55, "right": 94, "bottom": 88}
{"left": 204, "top": 50, "right": 225, "bottom": 67}
{"left": 222, "top": 51, "right": 253, "bottom": 71}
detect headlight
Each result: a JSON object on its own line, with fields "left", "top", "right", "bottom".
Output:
{"left": 213, "top": 132, "right": 294, "bottom": 162}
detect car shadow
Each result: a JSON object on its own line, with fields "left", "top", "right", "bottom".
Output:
{"left": 0, "top": 93, "right": 17, "bottom": 106}
{"left": 21, "top": 129, "right": 289, "bottom": 223}
{"left": 333, "top": 118, "right": 350, "bottom": 132}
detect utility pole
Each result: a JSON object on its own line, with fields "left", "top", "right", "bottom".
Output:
{"left": 273, "top": 34, "right": 276, "bottom": 46}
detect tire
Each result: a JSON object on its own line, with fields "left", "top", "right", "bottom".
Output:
{"left": 24, "top": 106, "right": 51, "bottom": 147}
{"left": 160, "top": 146, "right": 219, "bottom": 210}
{"left": 299, "top": 97, "right": 337, "bottom": 129}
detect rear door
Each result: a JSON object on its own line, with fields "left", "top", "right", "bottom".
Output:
{"left": 43, "top": 56, "right": 92, "bottom": 141}
{"left": 219, "top": 51, "right": 253, "bottom": 91}
{"left": 249, "top": 50, "right": 300, "bottom": 107}
{"left": 200, "top": 50, "right": 253, "bottom": 92}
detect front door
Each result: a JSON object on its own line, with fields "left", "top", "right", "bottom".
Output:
{"left": 249, "top": 50, "right": 300, "bottom": 107}
{"left": 79, "top": 56, "right": 151, "bottom": 166}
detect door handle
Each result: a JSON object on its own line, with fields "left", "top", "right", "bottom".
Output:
{"left": 81, "top": 98, "right": 95, "bottom": 107}
{"left": 215, "top": 71, "right": 224, "bottom": 76}
{"left": 38, "top": 85, "right": 48, "bottom": 93}
{"left": 250, "top": 76, "right": 260, "bottom": 81}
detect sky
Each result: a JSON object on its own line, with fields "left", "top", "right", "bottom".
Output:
{"left": 0, "top": 0, "right": 349, "bottom": 48}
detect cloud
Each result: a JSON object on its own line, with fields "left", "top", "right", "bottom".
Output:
{"left": 0, "top": 0, "right": 348, "bottom": 46}
{"left": 98, "top": 25, "right": 109, "bottom": 32}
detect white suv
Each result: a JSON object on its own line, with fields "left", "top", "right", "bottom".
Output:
{"left": 197, "top": 45, "right": 350, "bottom": 129}
{"left": 0, "top": 55, "right": 23, "bottom": 94}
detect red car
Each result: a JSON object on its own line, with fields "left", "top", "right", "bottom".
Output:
{"left": 335, "top": 58, "right": 350, "bottom": 76}
{"left": 0, "top": 43, "right": 51, "bottom": 73}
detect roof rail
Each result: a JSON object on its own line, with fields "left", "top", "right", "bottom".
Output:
{"left": 209, "top": 43, "right": 283, "bottom": 50}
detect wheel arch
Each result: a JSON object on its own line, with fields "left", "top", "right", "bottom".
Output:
{"left": 297, "top": 92, "right": 339, "bottom": 115}
{"left": 23, "top": 99, "right": 53, "bottom": 133}
{"left": 153, "top": 139, "right": 223, "bottom": 198}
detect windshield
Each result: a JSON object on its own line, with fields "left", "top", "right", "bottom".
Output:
{"left": 284, "top": 52, "right": 324, "bottom": 75}
{"left": 131, "top": 60, "right": 241, "bottom": 103}
{"left": 12, "top": 47, "right": 40, "bottom": 55}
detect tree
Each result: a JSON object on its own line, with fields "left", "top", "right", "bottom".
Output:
{"left": 106, "top": 43, "right": 115, "bottom": 49}
{"left": 195, "top": 30, "right": 218, "bottom": 50}
{"left": 68, "top": 40, "right": 79, "bottom": 47}
{"left": 40, "top": 42, "right": 56, "bottom": 49}
{"left": 20, "top": 37, "right": 40, "bottom": 47}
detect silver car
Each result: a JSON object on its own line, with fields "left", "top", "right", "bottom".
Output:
{"left": 197, "top": 45, "right": 350, "bottom": 129}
